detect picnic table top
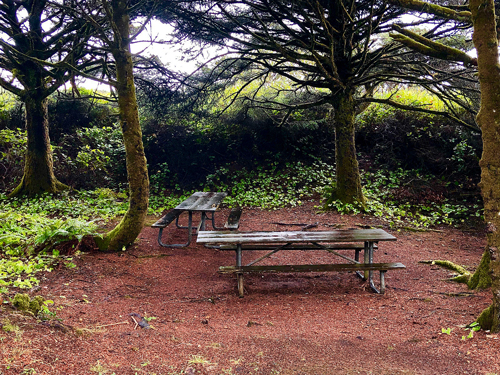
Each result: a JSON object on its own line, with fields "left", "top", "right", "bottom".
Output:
{"left": 175, "top": 192, "right": 227, "bottom": 212}
{"left": 196, "top": 229, "right": 396, "bottom": 244}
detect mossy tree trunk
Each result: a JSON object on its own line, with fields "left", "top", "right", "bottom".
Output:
{"left": 8, "top": 92, "right": 68, "bottom": 198}
{"left": 469, "top": 0, "right": 500, "bottom": 332}
{"left": 468, "top": 250, "right": 491, "bottom": 290}
{"left": 94, "top": 0, "right": 149, "bottom": 251}
{"left": 325, "top": 92, "right": 366, "bottom": 207}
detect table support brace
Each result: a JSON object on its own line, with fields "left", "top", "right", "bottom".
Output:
{"left": 158, "top": 212, "right": 193, "bottom": 248}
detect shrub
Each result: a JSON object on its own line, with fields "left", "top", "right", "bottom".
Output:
{"left": 54, "top": 124, "right": 127, "bottom": 189}
{"left": 356, "top": 101, "right": 481, "bottom": 187}
{"left": 0, "top": 128, "right": 26, "bottom": 191}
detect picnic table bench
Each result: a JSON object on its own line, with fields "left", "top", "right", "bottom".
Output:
{"left": 152, "top": 192, "right": 242, "bottom": 248}
{"left": 197, "top": 229, "right": 404, "bottom": 297}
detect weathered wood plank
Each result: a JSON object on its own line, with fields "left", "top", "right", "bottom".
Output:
{"left": 225, "top": 207, "right": 242, "bottom": 230}
{"left": 197, "top": 229, "right": 396, "bottom": 244}
{"left": 219, "top": 262, "right": 406, "bottom": 274}
{"left": 175, "top": 192, "right": 227, "bottom": 212}
{"left": 219, "top": 243, "right": 378, "bottom": 251}
{"left": 151, "top": 209, "right": 183, "bottom": 228}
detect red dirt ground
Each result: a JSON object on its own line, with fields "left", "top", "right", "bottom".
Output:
{"left": 1, "top": 202, "right": 499, "bottom": 375}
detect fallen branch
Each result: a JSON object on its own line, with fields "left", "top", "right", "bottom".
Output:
{"left": 95, "top": 321, "right": 129, "bottom": 328}
{"left": 272, "top": 222, "right": 309, "bottom": 226}
{"left": 429, "top": 290, "right": 476, "bottom": 297}
{"left": 301, "top": 223, "right": 318, "bottom": 231}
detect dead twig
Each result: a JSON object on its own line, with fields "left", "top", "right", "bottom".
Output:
{"left": 301, "top": 223, "right": 319, "bottom": 231}
{"left": 272, "top": 222, "right": 309, "bottom": 226}
{"left": 130, "top": 316, "right": 139, "bottom": 329}
{"left": 95, "top": 321, "right": 129, "bottom": 328}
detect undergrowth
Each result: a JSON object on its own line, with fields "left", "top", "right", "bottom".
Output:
{"left": 328, "top": 168, "right": 482, "bottom": 229}
{"left": 205, "top": 160, "right": 335, "bottom": 209}
{"left": 0, "top": 189, "right": 128, "bottom": 291}
{"left": 198, "top": 160, "right": 482, "bottom": 228}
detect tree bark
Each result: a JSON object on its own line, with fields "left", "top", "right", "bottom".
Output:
{"left": 469, "top": 0, "right": 500, "bottom": 332}
{"left": 94, "top": 0, "right": 149, "bottom": 251}
{"left": 8, "top": 95, "right": 68, "bottom": 197}
{"left": 325, "top": 92, "right": 366, "bottom": 207}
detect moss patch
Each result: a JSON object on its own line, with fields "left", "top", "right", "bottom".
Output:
{"left": 476, "top": 304, "right": 493, "bottom": 330}
{"left": 12, "top": 293, "right": 46, "bottom": 315}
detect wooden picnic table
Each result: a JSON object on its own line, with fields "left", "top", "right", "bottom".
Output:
{"left": 153, "top": 192, "right": 228, "bottom": 248}
{"left": 197, "top": 229, "right": 404, "bottom": 296}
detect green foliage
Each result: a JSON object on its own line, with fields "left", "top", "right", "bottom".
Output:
{"left": 47, "top": 91, "right": 117, "bottom": 142}
{"left": 0, "top": 128, "right": 27, "bottom": 190}
{"left": 324, "top": 167, "right": 482, "bottom": 228}
{"left": 356, "top": 88, "right": 481, "bottom": 188}
{"left": 0, "top": 91, "right": 22, "bottom": 129}
{"left": 55, "top": 124, "right": 126, "bottom": 189}
{"left": 441, "top": 327, "right": 452, "bottom": 335}
{"left": 0, "top": 123, "right": 126, "bottom": 192}
{"left": 150, "top": 157, "right": 481, "bottom": 229}
{"left": 149, "top": 192, "right": 187, "bottom": 214}
{"left": 204, "top": 159, "right": 335, "bottom": 209}
{"left": 462, "top": 322, "right": 481, "bottom": 340}
{"left": 1, "top": 190, "right": 128, "bottom": 221}
{"left": 0, "top": 190, "right": 129, "bottom": 291}
{"left": 450, "top": 140, "right": 478, "bottom": 171}
{"left": 357, "top": 88, "right": 447, "bottom": 129}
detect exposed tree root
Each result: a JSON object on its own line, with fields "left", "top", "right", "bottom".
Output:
{"left": 420, "top": 260, "right": 471, "bottom": 284}
{"left": 421, "top": 251, "right": 492, "bottom": 290}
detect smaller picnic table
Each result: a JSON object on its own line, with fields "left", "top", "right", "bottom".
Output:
{"left": 197, "top": 229, "right": 404, "bottom": 296}
{"left": 154, "top": 192, "right": 227, "bottom": 248}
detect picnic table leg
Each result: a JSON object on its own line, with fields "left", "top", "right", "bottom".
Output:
{"left": 363, "top": 242, "right": 370, "bottom": 280}
{"left": 365, "top": 241, "right": 381, "bottom": 293}
{"left": 367, "top": 241, "right": 376, "bottom": 292}
{"left": 380, "top": 270, "right": 387, "bottom": 294}
{"left": 202, "top": 211, "right": 225, "bottom": 230}
{"left": 200, "top": 212, "right": 207, "bottom": 231}
{"left": 236, "top": 244, "right": 244, "bottom": 297}
{"left": 157, "top": 211, "right": 193, "bottom": 248}
{"left": 186, "top": 211, "right": 193, "bottom": 245}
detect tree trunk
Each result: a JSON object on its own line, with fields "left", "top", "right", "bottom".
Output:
{"left": 325, "top": 92, "right": 366, "bottom": 207}
{"left": 94, "top": 0, "right": 149, "bottom": 251}
{"left": 8, "top": 96, "right": 68, "bottom": 197}
{"left": 469, "top": 0, "right": 500, "bottom": 332}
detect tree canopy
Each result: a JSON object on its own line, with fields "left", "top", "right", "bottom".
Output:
{"left": 156, "top": 0, "right": 478, "bottom": 206}
{"left": 0, "top": 0, "right": 103, "bottom": 196}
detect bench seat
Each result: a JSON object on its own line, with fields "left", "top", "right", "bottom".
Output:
{"left": 224, "top": 207, "right": 242, "bottom": 230}
{"left": 219, "top": 262, "right": 405, "bottom": 274}
{"left": 151, "top": 209, "right": 183, "bottom": 228}
{"left": 220, "top": 262, "right": 405, "bottom": 296}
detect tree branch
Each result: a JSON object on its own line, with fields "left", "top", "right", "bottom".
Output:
{"left": 387, "top": 0, "right": 472, "bottom": 23}
{"left": 390, "top": 24, "right": 477, "bottom": 66}
{"left": 0, "top": 75, "right": 23, "bottom": 96}
{"left": 359, "top": 96, "right": 479, "bottom": 132}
